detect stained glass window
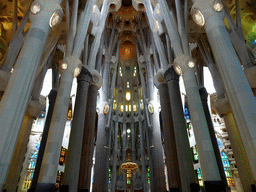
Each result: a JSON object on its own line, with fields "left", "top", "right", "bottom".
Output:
{"left": 196, "top": 168, "right": 203, "bottom": 186}
{"left": 108, "top": 168, "right": 111, "bottom": 184}
{"left": 147, "top": 166, "right": 150, "bottom": 184}
{"left": 22, "top": 140, "right": 40, "bottom": 190}
{"left": 221, "top": 152, "right": 235, "bottom": 186}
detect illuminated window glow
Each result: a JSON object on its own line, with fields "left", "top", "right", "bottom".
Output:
{"left": 119, "top": 67, "right": 123, "bottom": 77}
{"left": 126, "top": 91, "right": 131, "bottom": 101}
{"left": 113, "top": 100, "right": 117, "bottom": 110}
{"left": 133, "top": 105, "right": 137, "bottom": 112}
{"left": 133, "top": 66, "right": 137, "bottom": 76}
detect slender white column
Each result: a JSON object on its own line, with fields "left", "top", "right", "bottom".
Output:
{"left": 36, "top": 57, "right": 81, "bottom": 191}
{"left": 0, "top": 1, "right": 62, "bottom": 190}
{"left": 192, "top": 0, "right": 256, "bottom": 183}
{"left": 174, "top": 55, "right": 221, "bottom": 183}
{"left": 143, "top": 0, "right": 168, "bottom": 69}
{"left": 1, "top": 7, "right": 29, "bottom": 72}
{"left": 87, "top": 0, "right": 111, "bottom": 70}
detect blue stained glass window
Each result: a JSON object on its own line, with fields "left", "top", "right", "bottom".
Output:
{"left": 184, "top": 107, "right": 190, "bottom": 119}
{"left": 217, "top": 139, "right": 223, "bottom": 148}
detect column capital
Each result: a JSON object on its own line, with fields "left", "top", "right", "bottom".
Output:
{"left": 192, "top": 0, "right": 225, "bottom": 32}
{"left": 154, "top": 69, "right": 166, "bottom": 88}
{"left": 59, "top": 56, "right": 82, "bottom": 77}
{"left": 90, "top": 69, "right": 103, "bottom": 89}
{"left": 213, "top": 97, "right": 231, "bottom": 116}
{"left": 164, "top": 66, "right": 179, "bottom": 82}
{"left": 27, "top": 96, "right": 46, "bottom": 119}
{"left": 77, "top": 66, "right": 92, "bottom": 83}
{"left": 173, "top": 54, "right": 196, "bottom": 76}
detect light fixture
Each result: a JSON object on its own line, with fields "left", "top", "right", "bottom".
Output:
{"left": 127, "top": 129, "right": 131, "bottom": 134}
{"left": 74, "top": 66, "right": 82, "bottom": 77}
{"left": 126, "top": 91, "right": 131, "bottom": 101}
{"left": 192, "top": 8, "right": 205, "bottom": 26}
{"left": 31, "top": 2, "right": 41, "bottom": 14}
{"left": 174, "top": 65, "right": 182, "bottom": 76}
{"left": 188, "top": 60, "right": 195, "bottom": 68}
{"left": 103, "top": 104, "right": 109, "bottom": 115}
{"left": 148, "top": 103, "right": 154, "bottom": 114}
{"left": 61, "top": 63, "right": 68, "bottom": 70}
{"left": 212, "top": 0, "right": 223, "bottom": 12}
{"left": 49, "top": 9, "right": 63, "bottom": 27}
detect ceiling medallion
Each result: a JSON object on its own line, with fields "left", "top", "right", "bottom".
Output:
{"left": 103, "top": 104, "right": 110, "bottom": 115}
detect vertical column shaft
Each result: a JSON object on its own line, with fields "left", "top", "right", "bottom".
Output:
{"left": 145, "top": 60, "right": 166, "bottom": 191}
{"left": 0, "top": 2, "right": 61, "bottom": 189}
{"left": 158, "top": 83, "right": 181, "bottom": 190}
{"left": 4, "top": 115, "right": 34, "bottom": 192}
{"left": 138, "top": 120, "right": 148, "bottom": 192}
{"left": 93, "top": 57, "right": 117, "bottom": 191}
{"left": 30, "top": 90, "right": 58, "bottom": 191}
{"left": 194, "top": 1, "right": 256, "bottom": 182}
{"left": 111, "top": 121, "right": 119, "bottom": 192}
{"left": 78, "top": 84, "right": 99, "bottom": 190}
{"left": 182, "top": 69, "right": 221, "bottom": 182}
{"left": 164, "top": 67, "right": 197, "bottom": 192}
{"left": 199, "top": 87, "right": 228, "bottom": 187}
{"left": 61, "top": 67, "right": 92, "bottom": 192}
{"left": 36, "top": 70, "right": 74, "bottom": 191}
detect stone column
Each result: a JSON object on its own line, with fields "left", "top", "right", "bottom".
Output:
{"left": 138, "top": 118, "right": 148, "bottom": 192}
{"left": 173, "top": 54, "right": 222, "bottom": 190}
{"left": 4, "top": 97, "right": 45, "bottom": 192}
{"left": 111, "top": 84, "right": 121, "bottom": 192}
{"left": 163, "top": 66, "right": 197, "bottom": 192}
{"left": 36, "top": 56, "right": 82, "bottom": 191}
{"left": 192, "top": 0, "right": 256, "bottom": 185}
{"left": 121, "top": 120, "right": 127, "bottom": 188}
{"left": 145, "top": 57, "right": 166, "bottom": 192}
{"left": 136, "top": 53, "right": 155, "bottom": 192}
{"left": 214, "top": 97, "right": 254, "bottom": 192}
{"left": 156, "top": 82, "right": 181, "bottom": 191}
{"left": 120, "top": 75, "right": 127, "bottom": 191}
{"left": 199, "top": 87, "right": 228, "bottom": 188}
{"left": 0, "top": 1, "right": 62, "bottom": 190}
{"left": 29, "top": 89, "right": 58, "bottom": 192}
{"left": 78, "top": 71, "right": 102, "bottom": 191}
{"left": 60, "top": 67, "right": 92, "bottom": 192}
{"left": 131, "top": 119, "right": 136, "bottom": 189}
{"left": 93, "top": 58, "right": 114, "bottom": 192}
{"left": 111, "top": 120, "right": 119, "bottom": 192}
